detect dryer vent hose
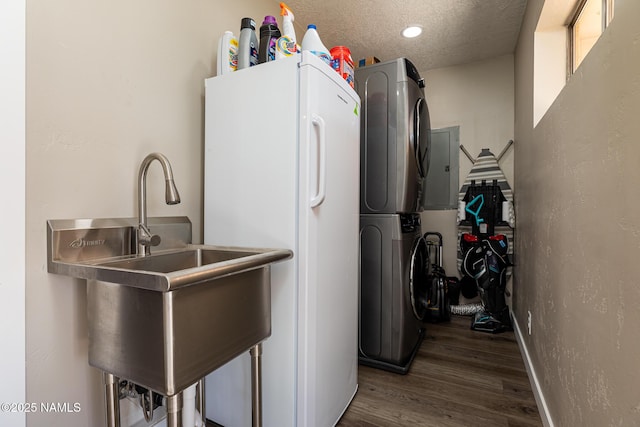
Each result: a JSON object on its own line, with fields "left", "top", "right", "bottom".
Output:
{"left": 450, "top": 303, "right": 484, "bottom": 316}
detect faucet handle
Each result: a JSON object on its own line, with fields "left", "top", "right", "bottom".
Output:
{"left": 147, "top": 234, "right": 162, "bottom": 247}
{"left": 138, "top": 224, "right": 161, "bottom": 248}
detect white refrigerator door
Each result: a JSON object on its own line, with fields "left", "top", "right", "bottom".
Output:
{"left": 203, "top": 52, "right": 360, "bottom": 427}
{"left": 296, "top": 53, "right": 361, "bottom": 427}
{"left": 203, "top": 56, "right": 300, "bottom": 427}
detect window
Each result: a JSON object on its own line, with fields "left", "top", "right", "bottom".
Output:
{"left": 570, "top": 0, "right": 615, "bottom": 73}
{"left": 533, "top": 0, "right": 615, "bottom": 126}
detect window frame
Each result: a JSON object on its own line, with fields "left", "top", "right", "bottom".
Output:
{"left": 568, "top": 0, "right": 615, "bottom": 74}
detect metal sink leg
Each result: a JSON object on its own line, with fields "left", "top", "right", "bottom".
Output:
{"left": 197, "top": 378, "right": 206, "bottom": 424}
{"left": 250, "top": 342, "right": 263, "bottom": 427}
{"left": 166, "top": 393, "right": 184, "bottom": 427}
{"left": 103, "top": 372, "right": 120, "bottom": 427}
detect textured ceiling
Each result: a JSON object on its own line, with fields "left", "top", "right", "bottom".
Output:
{"left": 286, "top": 0, "right": 528, "bottom": 72}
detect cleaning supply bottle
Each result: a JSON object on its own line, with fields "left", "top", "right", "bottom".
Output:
{"left": 301, "top": 24, "right": 331, "bottom": 65}
{"left": 237, "top": 17, "right": 259, "bottom": 69}
{"left": 216, "top": 31, "right": 238, "bottom": 75}
{"left": 330, "top": 46, "right": 355, "bottom": 88}
{"left": 258, "top": 16, "right": 281, "bottom": 63}
{"left": 276, "top": 2, "right": 299, "bottom": 59}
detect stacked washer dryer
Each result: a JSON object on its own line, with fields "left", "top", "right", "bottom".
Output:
{"left": 355, "top": 58, "right": 432, "bottom": 374}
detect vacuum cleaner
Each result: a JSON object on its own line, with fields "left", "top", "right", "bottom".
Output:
{"left": 458, "top": 179, "right": 513, "bottom": 333}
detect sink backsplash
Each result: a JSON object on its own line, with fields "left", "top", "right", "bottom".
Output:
{"left": 47, "top": 216, "right": 192, "bottom": 270}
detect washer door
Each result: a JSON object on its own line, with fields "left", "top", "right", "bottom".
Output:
{"left": 409, "top": 235, "right": 430, "bottom": 320}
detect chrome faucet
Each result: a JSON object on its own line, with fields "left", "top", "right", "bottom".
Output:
{"left": 137, "top": 153, "right": 181, "bottom": 256}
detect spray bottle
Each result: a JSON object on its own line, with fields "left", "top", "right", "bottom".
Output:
{"left": 276, "top": 2, "right": 299, "bottom": 60}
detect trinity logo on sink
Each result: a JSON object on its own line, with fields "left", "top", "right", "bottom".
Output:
{"left": 69, "top": 238, "right": 106, "bottom": 248}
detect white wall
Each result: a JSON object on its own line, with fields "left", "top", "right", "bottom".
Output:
{"left": 26, "top": 1, "right": 277, "bottom": 425}
{"left": 0, "top": 1, "right": 26, "bottom": 426}
{"left": 534, "top": 28, "right": 566, "bottom": 125}
{"left": 420, "top": 55, "right": 515, "bottom": 277}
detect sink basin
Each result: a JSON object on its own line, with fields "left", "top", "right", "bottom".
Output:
{"left": 98, "top": 247, "right": 258, "bottom": 273}
{"left": 85, "top": 245, "right": 292, "bottom": 395}
{"left": 46, "top": 217, "right": 293, "bottom": 396}
{"left": 86, "top": 244, "right": 292, "bottom": 292}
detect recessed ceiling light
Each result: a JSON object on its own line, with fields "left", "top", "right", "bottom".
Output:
{"left": 401, "top": 25, "right": 422, "bottom": 38}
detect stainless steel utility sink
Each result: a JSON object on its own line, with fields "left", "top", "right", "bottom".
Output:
{"left": 47, "top": 217, "right": 292, "bottom": 396}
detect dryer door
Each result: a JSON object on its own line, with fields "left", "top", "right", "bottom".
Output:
{"left": 409, "top": 235, "right": 430, "bottom": 320}
{"left": 413, "top": 96, "right": 431, "bottom": 179}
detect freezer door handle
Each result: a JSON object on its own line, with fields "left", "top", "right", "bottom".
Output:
{"left": 310, "top": 114, "right": 326, "bottom": 208}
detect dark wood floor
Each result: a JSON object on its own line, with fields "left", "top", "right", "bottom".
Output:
{"left": 337, "top": 315, "right": 542, "bottom": 427}
{"left": 207, "top": 315, "right": 541, "bottom": 427}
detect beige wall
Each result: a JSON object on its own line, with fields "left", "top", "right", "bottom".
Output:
{"left": 420, "top": 55, "right": 515, "bottom": 278}
{"left": 514, "top": 1, "right": 640, "bottom": 425}
{"left": 26, "top": 0, "right": 277, "bottom": 425}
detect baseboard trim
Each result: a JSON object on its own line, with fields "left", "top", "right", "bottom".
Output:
{"left": 512, "top": 312, "right": 555, "bottom": 427}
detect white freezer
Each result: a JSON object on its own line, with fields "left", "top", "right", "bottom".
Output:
{"left": 203, "top": 52, "right": 361, "bottom": 427}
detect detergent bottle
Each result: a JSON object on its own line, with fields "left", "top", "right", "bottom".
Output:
{"left": 258, "top": 15, "right": 281, "bottom": 63}
{"left": 301, "top": 24, "right": 331, "bottom": 65}
{"left": 216, "top": 31, "right": 238, "bottom": 75}
{"left": 237, "top": 17, "right": 258, "bottom": 69}
{"left": 276, "top": 2, "right": 299, "bottom": 59}
{"left": 330, "top": 46, "right": 355, "bottom": 88}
